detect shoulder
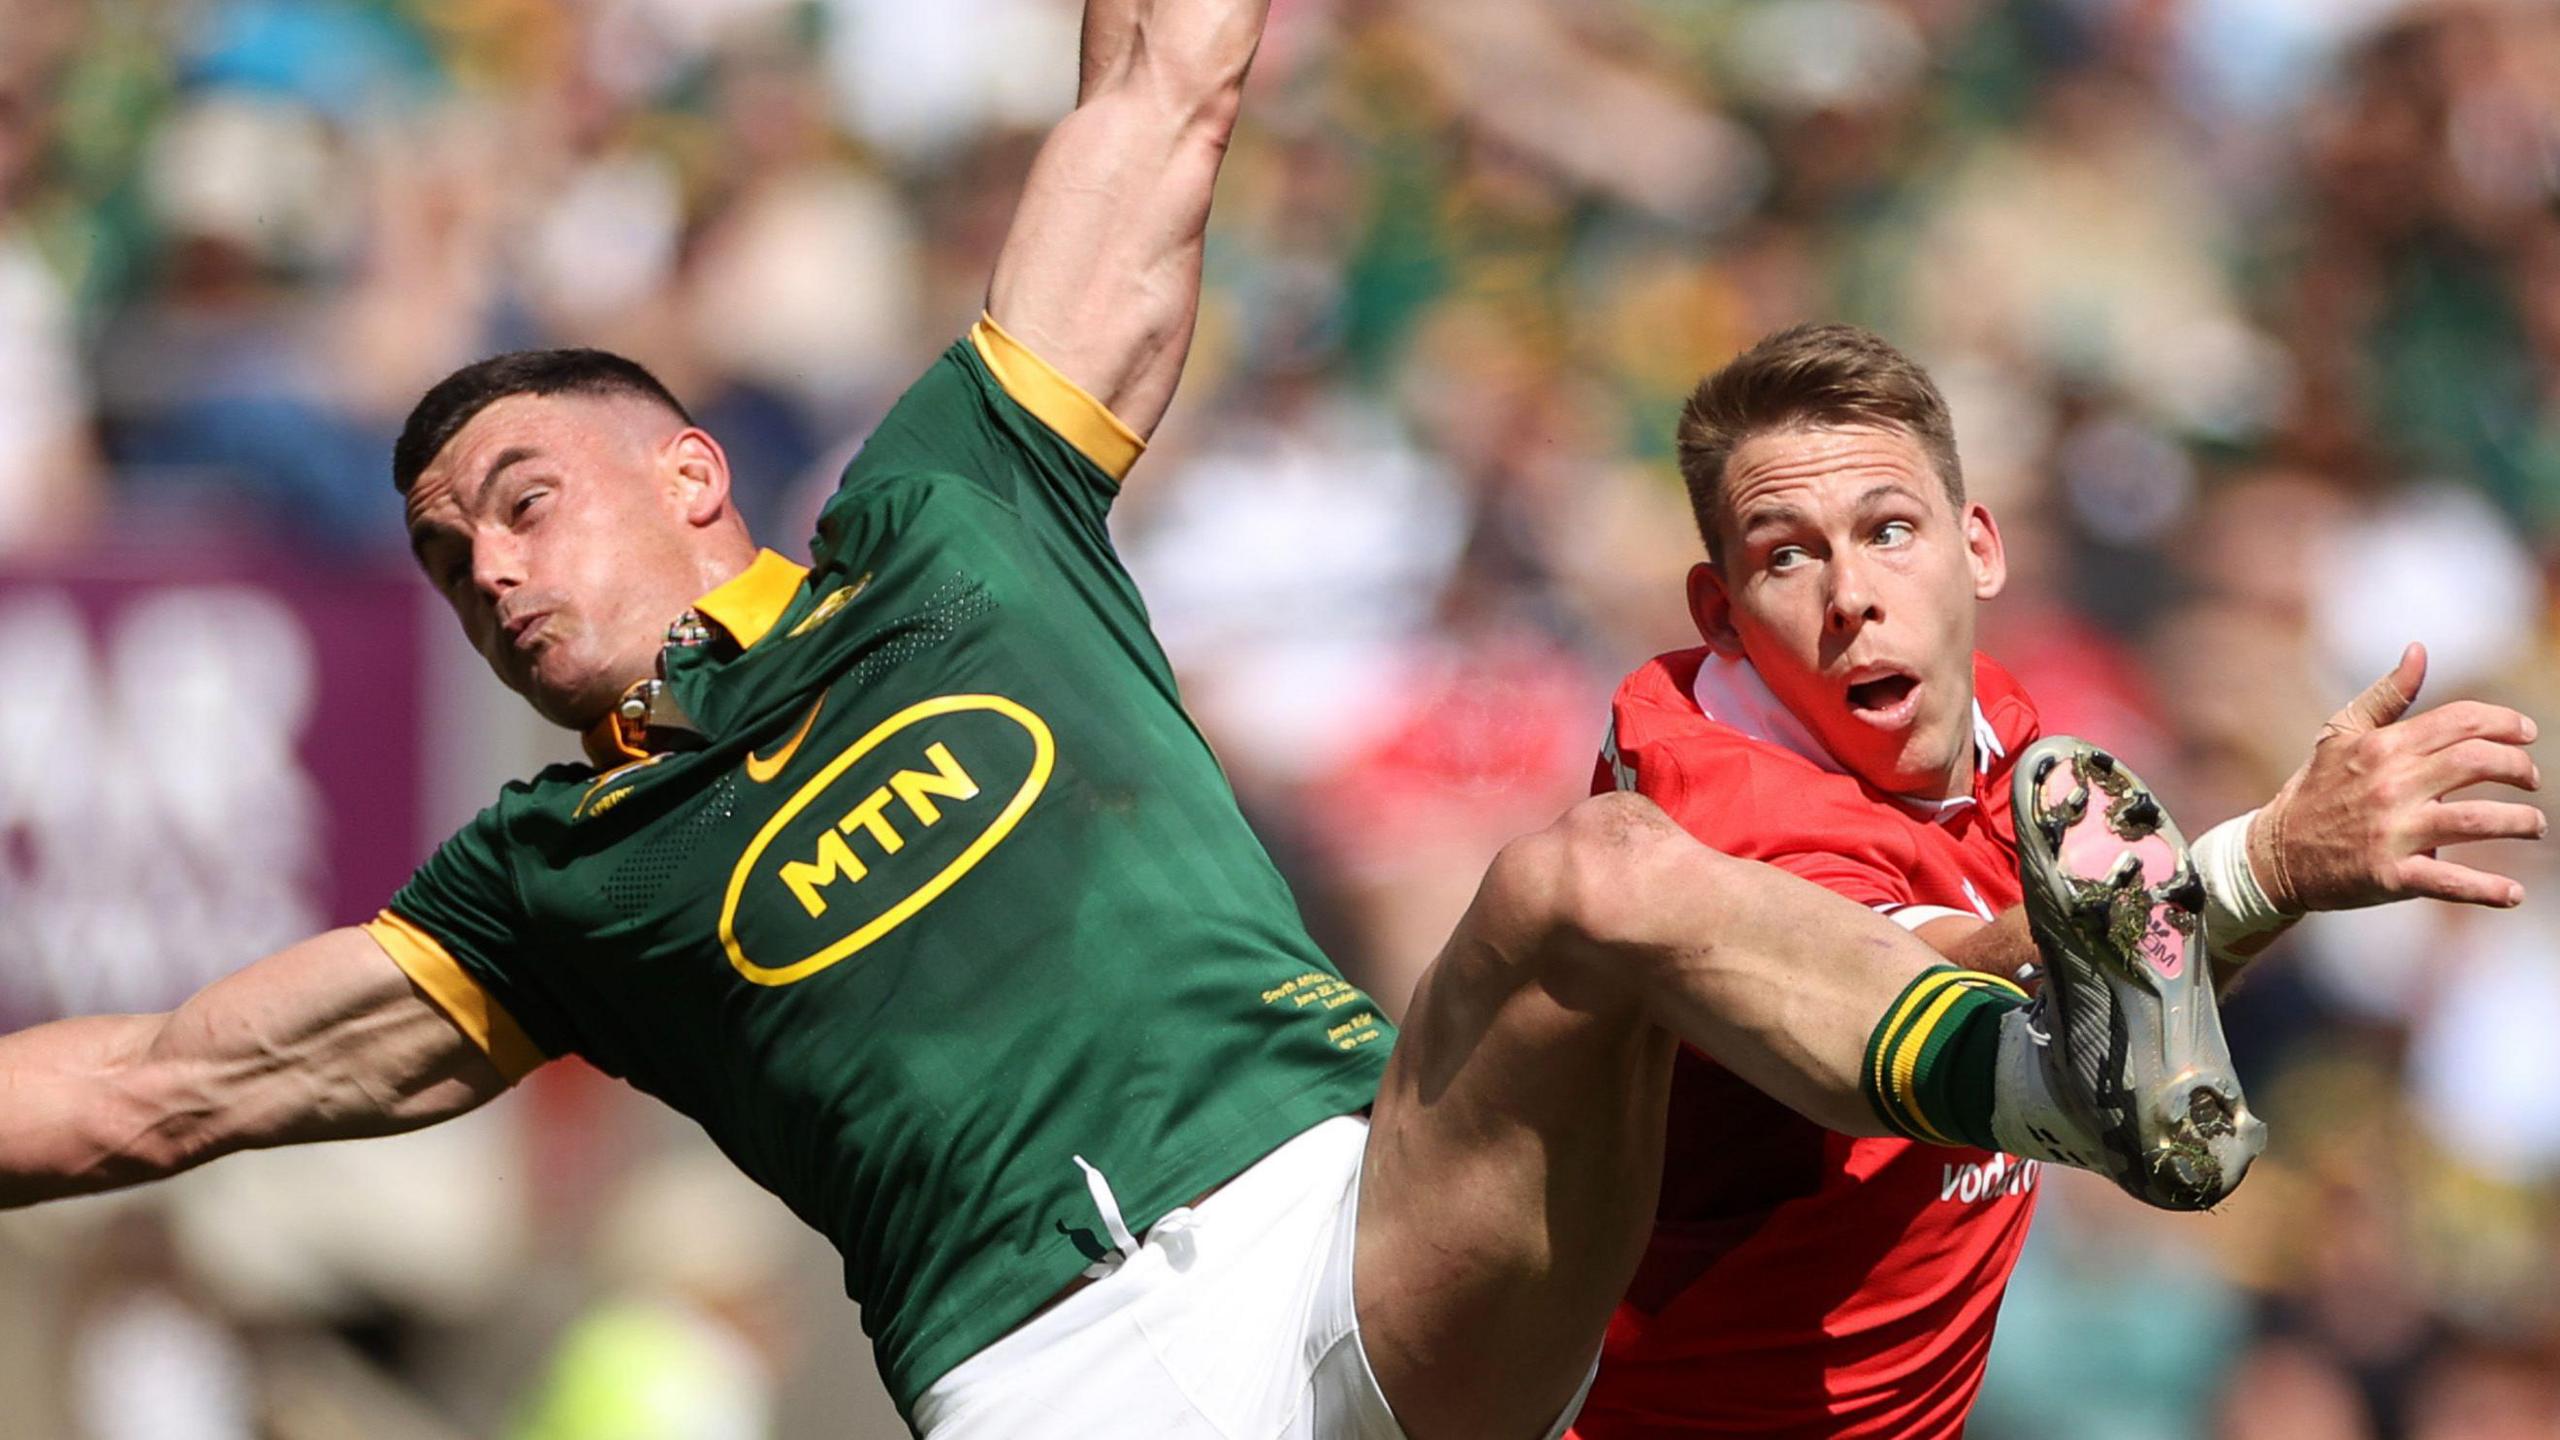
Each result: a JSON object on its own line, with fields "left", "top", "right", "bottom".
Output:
{"left": 830, "top": 464, "right": 1025, "bottom": 524}
{"left": 1608, "top": 649, "right": 1708, "bottom": 730}
{"left": 1605, "top": 649, "right": 1712, "bottom": 774}
{"left": 820, "top": 463, "right": 1032, "bottom": 563}
{"left": 1607, "top": 649, "right": 1816, "bottom": 799}
{"left": 464, "top": 765, "right": 594, "bottom": 833}
{"left": 1606, "top": 651, "right": 1918, "bottom": 866}
{"left": 447, "top": 761, "right": 660, "bottom": 859}
{"left": 842, "top": 325, "right": 1136, "bottom": 499}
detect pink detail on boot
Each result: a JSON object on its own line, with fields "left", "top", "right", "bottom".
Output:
{"left": 2039, "top": 767, "right": 2185, "bottom": 980}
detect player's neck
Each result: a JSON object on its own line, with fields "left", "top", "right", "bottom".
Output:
{"left": 689, "top": 533, "right": 764, "bottom": 600}
{"left": 1893, "top": 737, "right": 1978, "bottom": 805}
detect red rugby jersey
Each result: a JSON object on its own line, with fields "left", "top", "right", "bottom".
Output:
{"left": 1573, "top": 647, "right": 2043, "bottom": 1440}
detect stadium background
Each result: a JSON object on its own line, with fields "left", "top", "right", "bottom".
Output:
{"left": 0, "top": 0, "right": 2554, "bottom": 1435}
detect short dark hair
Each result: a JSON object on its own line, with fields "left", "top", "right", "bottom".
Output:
{"left": 393, "top": 349, "right": 693, "bottom": 495}
{"left": 1675, "top": 323, "right": 1963, "bottom": 559}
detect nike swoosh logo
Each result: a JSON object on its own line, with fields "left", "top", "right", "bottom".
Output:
{"left": 745, "top": 693, "right": 827, "bottom": 783}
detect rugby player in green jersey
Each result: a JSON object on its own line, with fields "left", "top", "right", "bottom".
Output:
{"left": 0, "top": 2, "right": 2287, "bottom": 1434}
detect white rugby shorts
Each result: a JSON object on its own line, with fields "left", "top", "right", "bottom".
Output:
{"left": 912, "top": 1115, "right": 1595, "bottom": 1439}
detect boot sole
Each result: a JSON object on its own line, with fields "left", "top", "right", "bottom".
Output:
{"left": 2016, "top": 739, "right": 2267, "bottom": 1210}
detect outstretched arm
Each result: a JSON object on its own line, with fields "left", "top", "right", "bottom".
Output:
{"left": 0, "top": 928, "right": 511, "bottom": 1208}
{"left": 986, "top": 0, "right": 1270, "bottom": 441}
{"left": 1923, "top": 643, "right": 2544, "bottom": 991}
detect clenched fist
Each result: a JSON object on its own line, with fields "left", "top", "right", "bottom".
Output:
{"left": 2250, "top": 643, "right": 2545, "bottom": 914}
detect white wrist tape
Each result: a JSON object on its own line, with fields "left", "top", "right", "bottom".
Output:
{"left": 2193, "top": 810, "right": 2291, "bottom": 954}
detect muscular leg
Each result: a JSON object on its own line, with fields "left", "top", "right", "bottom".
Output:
{"left": 1357, "top": 792, "right": 1946, "bottom": 1438}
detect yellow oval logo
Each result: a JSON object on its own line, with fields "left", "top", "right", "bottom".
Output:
{"left": 719, "top": 694, "right": 1054, "bottom": 986}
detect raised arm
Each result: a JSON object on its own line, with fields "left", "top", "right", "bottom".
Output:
{"left": 0, "top": 928, "right": 511, "bottom": 1208}
{"left": 1924, "top": 645, "right": 2544, "bottom": 992}
{"left": 985, "top": 0, "right": 1271, "bottom": 441}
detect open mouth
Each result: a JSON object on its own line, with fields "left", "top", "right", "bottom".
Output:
{"left": 1843, "top": 666, "right": 1925, "bottom": 722}
{"left": 1846, "top": 672, "right": 1919, "bottom": 716}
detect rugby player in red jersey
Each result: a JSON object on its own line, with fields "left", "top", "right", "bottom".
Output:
{"left": 1571, "top": 324, "right": 2548, "bottom": 1440}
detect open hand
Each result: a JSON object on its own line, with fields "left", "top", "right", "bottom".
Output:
{"left": 2251, "top": 643, "right": 2545, "bottom": 912}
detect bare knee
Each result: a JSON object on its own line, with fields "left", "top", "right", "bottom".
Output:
{"left": 1494, "top": 792, "right": 1698, "bottom": 933}
{"left": 1478, "top": 793, "right": 1720, "bottom": 999}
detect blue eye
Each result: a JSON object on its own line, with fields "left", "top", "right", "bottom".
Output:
{"left": 1768, "top": 545, "right": 1810, "bottom": 572}
{"left": 1875, "top": 521, "right": 1914, "bottom": 547}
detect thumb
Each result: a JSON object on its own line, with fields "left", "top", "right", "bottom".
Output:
{"left": 2329, "top": 642, "right": 2425, "bottom": 735}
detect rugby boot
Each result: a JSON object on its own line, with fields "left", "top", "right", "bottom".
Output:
{"left": 2009, "top": 737, "right": 2266, "bottom": 1211}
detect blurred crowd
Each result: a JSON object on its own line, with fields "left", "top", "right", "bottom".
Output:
{"left": 1, "top": 0, "right": 2557, "bottom": 1436}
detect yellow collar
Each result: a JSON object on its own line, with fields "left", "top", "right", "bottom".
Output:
{"left": 580, "top": 549, "right": 812, "bottom": 766}
{"left": 694, "top": 548, "right": 811, "bottom": 650}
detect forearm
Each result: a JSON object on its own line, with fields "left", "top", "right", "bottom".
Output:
{"left": 1079, "top": 0, "right": 1134, "bottom": 97}
{"left": 0, "top": 1013, "right": 192, "bottom": 1208}
{"left": 989, "top": 0, "right": 1273, "bottom": 436}
{"left": 0, "top": 1005, "right": 367, "bottom": 1208}
{"left": 1923, "top": 909, "right": 2035, "bottom": 983}
{"left": 1078, "top": 0, "right": 1270, "bottom": 104}
{"left": 0, "top": 929, "right": 509, "bottom": 1210}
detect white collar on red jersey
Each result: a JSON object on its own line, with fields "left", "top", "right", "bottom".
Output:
{"left": 1687, "top": 653, "right": 2002, "bottom": 824}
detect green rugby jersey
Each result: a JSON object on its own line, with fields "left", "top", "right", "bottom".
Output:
{"left": 367, "top": 318, "right": 1393, "bottom": 1415}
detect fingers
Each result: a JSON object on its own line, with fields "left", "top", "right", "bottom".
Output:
{"left": 2415, "top": 800, "right": 2550, "bottom": 848}
{"left": 2419, "top": 738, "right": 2543, "bottom": 796}
{"left": 2327, "top": 643, "right": 2426, "bottom": 736}
{"left": 2395, "top": 700, "right": 2540, "bottom": 754}
{"left": 2397, "top": 854, "right": 2526, "bottom": 909}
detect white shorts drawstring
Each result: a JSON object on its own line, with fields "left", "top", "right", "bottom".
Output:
{"left": 1071, "top": 1153, "right": 1139, "bottom": 1278}
{"left": 1073, "top": 1154, "right": 1199, "bottom": 1278}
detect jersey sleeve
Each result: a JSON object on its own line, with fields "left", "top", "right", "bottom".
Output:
{"left": 363, "top": 796, "right": 571, "bottom": 1080}
{"left": 815, "top": 317, "right": 1144, "bottom": 575}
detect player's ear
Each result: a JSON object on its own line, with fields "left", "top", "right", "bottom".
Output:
{"left": 1963, "top": 502, "right": 2006, "bottom": 601}
{"left": 1687, "top": 562, "right": 1746, "bottom": 658}
{"left": 664, "top": 428, "right": 735, "bottom": 527}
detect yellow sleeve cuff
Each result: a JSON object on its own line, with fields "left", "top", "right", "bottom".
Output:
{"left": 970, "top": 313, "right": 1147, "bottom": 482}
{"left": 364, "top": 910, "right": 549, "bottom": 1082}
